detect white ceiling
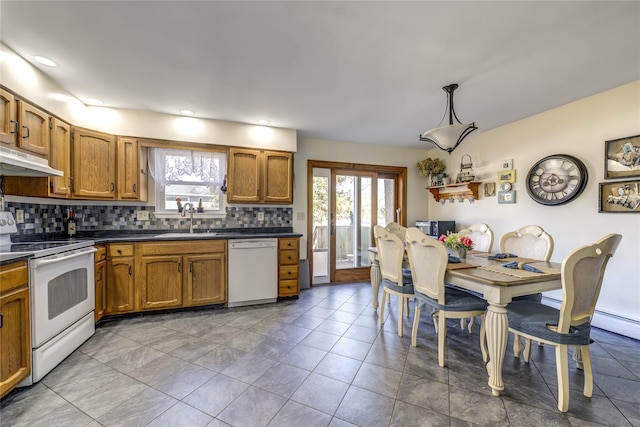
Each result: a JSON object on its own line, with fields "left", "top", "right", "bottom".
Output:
{"left": 2, "top": 1, "right": 639, "bottom": 149}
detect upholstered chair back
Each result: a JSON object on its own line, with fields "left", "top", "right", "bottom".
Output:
{"left": 384, "top": 221, "right": 407, "bottom": 242}
{"left": 458, "top": 223, "right": 493, "bottom": 253}
{"left": 373, "top": 225, "right": 405, "bottom": 285}
{"left": 500, "top": 225, "right": 554, "bottom": 261}
{"left": 405, "top": 227, "right": 448, "bottom": 304}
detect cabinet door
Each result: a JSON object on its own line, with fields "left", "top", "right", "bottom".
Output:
{"left": 186, "top": 254, "right": 226, "bottom": 306}
{"left": 117, "top": 137, "right": 139, "bottom": 200}
{"left": 106, "top": 257, "right": 135, "bottom": 313}
{"left": 17, "top": 100, "right": 50, "bottom": 157}
{"left": 72, "top": 127, "right": 116, "bottom": 199}
{"left": 94, "top": 260, "right": 107, "bottom": 322}
{"left": 263, "top": 151, "right": 293, "bottom": 203}
{"left": 0, "top": 287, "right": 30, "bottom": 398}
{"left": 0, "top": 88, "right": 17, "bottom": 146}
{"left": 49, "top": 118, "right": 71, "bottom": 197}
{"left": 227, "top": 148, "right": 261, "bottom": 203}
{"left": 140, "top": 255, "right": 183, "bottom": 310}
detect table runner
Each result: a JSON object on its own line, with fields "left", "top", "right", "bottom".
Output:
{"left": 477, "top": 264, "right": 560, "bottom": 278}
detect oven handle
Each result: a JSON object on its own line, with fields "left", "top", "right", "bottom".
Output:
{"left": 32, "top": 247, "right": 98, "bottom": 267}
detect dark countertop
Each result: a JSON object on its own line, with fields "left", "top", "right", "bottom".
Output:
{"left": 92, "top": 231, "right": 302, "bottom": 244}
{"left": 0, "top": 253, "right": 32, "bottom": 266}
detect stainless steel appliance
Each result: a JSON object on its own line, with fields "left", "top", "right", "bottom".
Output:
{"left": 228, "top": 239, "right": 278, "bottom": 307}
{"left": 0, "top": 212, "right": 96, "bottom": 385}
{"left": 415, "top": 220, "right": 456, "bottom": 238}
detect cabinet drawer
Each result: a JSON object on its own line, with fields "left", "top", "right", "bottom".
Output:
{"left": 279, "top": 264, "right": 299, "bottom": 280}
{"left": 279, "top": 250, "right": 299, "bottom": 266}
{"left": 279, "top": 279, "right": 299, "bottom": 296}
{"left": 109, "top": 244, "right": 134, "bottom": 257}
{"left": 95, "top": 245, "right": 107, "bottom": 262}
{"left": 278, "top": 238, "right": 299, "bottom": 251}
{"left": 140, "top": 240, "right": 226, "bottom": 256}
{"left": 0, "top": 261, "right": 28, "bottom": 293}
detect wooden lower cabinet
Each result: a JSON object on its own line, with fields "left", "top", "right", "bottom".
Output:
{"left": 0, "top": 261, "right": 30, "bottom": 398}
{"left": 94, "top": 245, "right": 107, "bottom": 322}
{"left": 106, "top": 244, "right": 136, "bottom": 314}
{"left": 137, "top": 240, "right": 227, "bottom": 312}
{"left": 278, "top": 238, "right": 300, "bottom": 297}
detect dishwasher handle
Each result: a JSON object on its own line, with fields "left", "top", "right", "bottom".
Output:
{"left": 228, "top": 240, "right": 278, "bottom": 250}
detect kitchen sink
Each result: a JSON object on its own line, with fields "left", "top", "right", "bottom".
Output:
{"left": 153, "top": 232, "right": 216, "bottom": 239}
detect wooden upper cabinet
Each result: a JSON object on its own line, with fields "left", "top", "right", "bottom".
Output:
{"left": 0, "top": 88, "right": 17, "bottom": 147}
{"left": 227, "top": 148, "right": 293, "bottom": 204}
{"left": 17, "top": 100, "right": 50, "bottom": 157}
{"left": 227, "top": 148, "right": 261, "bottom": 203}
{"left": 117, "top": 137, "right": 147, "bottom": 201}
{"left": 72, "top": 127, "right": 116, "bottom": 199}
{"left": 263, "top": 150, "right": 293, "bottom": 203}
{"left": 49, "top": 118, "right": 72, "bottom": 197}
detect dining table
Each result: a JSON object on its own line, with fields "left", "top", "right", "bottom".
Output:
{"left": 368, "top": 247, "right": 562, "bottom": 397}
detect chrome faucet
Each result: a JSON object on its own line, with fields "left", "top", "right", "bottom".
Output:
{"left": 181, "top": 202, "right": 195, "bottom": 233}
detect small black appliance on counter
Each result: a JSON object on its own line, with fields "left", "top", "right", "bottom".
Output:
{"left": 415, "top": 220, "right": 456, "bottom": 238}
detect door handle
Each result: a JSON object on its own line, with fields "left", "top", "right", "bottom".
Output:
{"left": 22, "top": 125, "right": 29, "bottom": 139}
{"left": 128, "top": 265, "right": 132, "bottom": 276}
{"left": 10, "top": 120, "right": 17, "bottom": 134}
{"left": 132, "top": 183, "right": 137, "bottom": 193}
{"left": 178, "top": 262, "right": 181, "bottom": 273}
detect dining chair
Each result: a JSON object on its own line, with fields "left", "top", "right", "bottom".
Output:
{"left": 458, "top": 223, "right": 493, "bottom": 331}
{"left": 507, "top": 233, "right": 621, "bottom": 412}
{"left": 405, "top": 227, "right": 488, "bottom": 367}
{"left": 459, "top": 223, "right": 494, "bottom": 253}
{"left": 500, "top": 225, "right": 554, "bottom": 351}
{"left": 373, "top": 225, "right": 414, "bottom": 337}
{"left": 384, "top": 221, "right": 407, "bottom": 242}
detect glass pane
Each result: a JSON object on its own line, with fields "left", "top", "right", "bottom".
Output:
{"left": 377, "top": 178, "right": 396, "bottom": 226}
{"left": 164, "top": 184, "right": 220, "bottom": 211}
{"left": 336, "top": 174, "right": 372, "bottom": 269}
{"left": 312, "top": 173, "right": 329, "bottom": 281}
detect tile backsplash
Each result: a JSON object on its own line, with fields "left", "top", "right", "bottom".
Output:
{"left": 6, "top": 202, "right": 292, "bottom": 236}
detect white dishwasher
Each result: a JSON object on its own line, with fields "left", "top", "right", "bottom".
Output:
{"left": 228, "top": 239, "right": 278, "bottom": 307}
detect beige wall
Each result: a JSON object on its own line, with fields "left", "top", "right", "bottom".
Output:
{"left": 294, "top": 81, "right": 640, "bottom": 338}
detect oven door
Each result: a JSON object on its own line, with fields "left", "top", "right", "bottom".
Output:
{"left": 29, "top": 247, "right": 97, "bottom": 347}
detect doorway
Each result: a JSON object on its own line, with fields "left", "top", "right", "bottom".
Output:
{"left": 308, "top": 160, "right": 407, "bottom": 284}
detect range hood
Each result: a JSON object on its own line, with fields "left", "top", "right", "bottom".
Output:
{"left": 0, "top": 147, "right": 63, "bottom": 177}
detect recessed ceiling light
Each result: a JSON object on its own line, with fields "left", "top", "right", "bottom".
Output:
{"left": 257, "top": 119, "right": 269, "bottom": 125}
{"left": 34, "top": 56, "right": 57, "bottom": 67}
{"left": 84, "top": 98, "right": 104, "bottom": 106}
{"left": 180, "top": 109, "right": 194, "bottom": 116}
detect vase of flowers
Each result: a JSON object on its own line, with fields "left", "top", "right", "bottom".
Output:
{"left": 417, "top": 157, "right": 446, "bottom": 187}
{"left": 439, "top": 233, "right": 474, "bottom": 260}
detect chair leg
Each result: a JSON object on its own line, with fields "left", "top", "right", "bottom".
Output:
{"left": 438, "top": 312, "right": 447, "bottom": 367}
{"left": 411, "top": 306, "right": 421, "bottom": 347}
{"left": 523, "top": 338, "right": 532, "bottom": 363}
{"left": 479, "top": 315, "right": 488, "bottom": 363}
{"left": 468, "top": 316, "right": 475, "bottom": 333}
{"left": 397, "top": 296, "right": 404, "bottom": 337}
{"left": 513, "top": 334, "right": 522, "bottom": 358}
{"left": 380, "top": 290, "right": 387, "bottom": 327}
{"left": 556, "top": 345, "right": 570, "bottom": 412}
{"left": 405, "top": 298, "right": 410, "bottom": 316}
{"left": 460, "top": 318, "right": 467, "bottom": 331}
{"left": 581, "top": 345, "right": 593, "bottom": 397}
{"left": 573, "top": 346, "right": 584, "bottom": 370}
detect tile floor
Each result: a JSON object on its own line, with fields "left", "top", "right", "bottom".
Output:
{"left": 1, "top": 282, "right": 639, "bottom": 427}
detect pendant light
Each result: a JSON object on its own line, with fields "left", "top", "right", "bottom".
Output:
{"left": 419, "top": 83, "right": 478, "bottom": 154}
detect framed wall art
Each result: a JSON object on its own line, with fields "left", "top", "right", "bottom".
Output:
{"left": 599, "top": 180, "right": 640, "bottom": 213}
{"left": 498, "top": 190, "right": 516, "bottom": 204}
{"left": 605, "top": 134, "right": 640, "bottom": 179}
{"left": 498, "top": 169, "right": 516, "bottom": 183}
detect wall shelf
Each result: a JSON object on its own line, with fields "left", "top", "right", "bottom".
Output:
{"left": 426, "top": 181, "right": 481, "bottom": 203}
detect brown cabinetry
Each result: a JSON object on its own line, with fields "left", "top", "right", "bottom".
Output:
{"left": 0, "top": 88, "right": 17, "bottom": 147}
{"left": 138, "top": 240, "right": 227, "bottom": 312}
{"left": 17, "top": 100, "right": 50, "bottom": 158}
{"left": 278, "top": 238, "right": 300, "bottom": 297}
{"left": 72, "top": 127, "right": 117, "bottom": 199}
{"left": 0, "top": 261, "right": 30, "bottom": 398}
{"left": 106, "top": 244, "right": 135, "bottom": 314}
{"left": 94, "top": 245, "right": 107, "bottom": 322}
{"left": 227, "top": 148, "right": 293, "bottom": 204}
{"left": 117, "top": 137, "right": 148, "bottom": 201}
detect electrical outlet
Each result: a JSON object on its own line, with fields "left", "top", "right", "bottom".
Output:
{"left": 257, "top": 211, "right": 264, "bottom": 221}
{"left": 136, "top": 210, "right": 150, "bottom": 221}
{"left": 16, "top": 209, "right": 24, "bottom": 223}
{"left": 296, "top": 212, "right": 305, "bottom": 221}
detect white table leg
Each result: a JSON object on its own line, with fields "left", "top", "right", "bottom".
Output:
{"left": 370, "top": 257, "right": 381, "bottom": 311}
{"left": 485, "top": 302, "right": 508, "bottom": 396}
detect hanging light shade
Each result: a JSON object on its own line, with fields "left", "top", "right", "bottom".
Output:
{"left": 420, "top": 83, "right": 478, "bottom": 154}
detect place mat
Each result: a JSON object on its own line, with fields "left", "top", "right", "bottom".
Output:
{"left": 474, "top": 254, "right": 540, "bottom": 263}
{"left": 477, "top": 264, "right": 560, "bottom": 278}
{"left": 447, "top": 262, "right": 477, "bottom": 270}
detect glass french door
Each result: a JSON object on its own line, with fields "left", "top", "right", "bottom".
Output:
{"left": 310, "top": 162, "right": 405, "bottom": 284}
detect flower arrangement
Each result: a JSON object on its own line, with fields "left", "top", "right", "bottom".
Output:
{"left": 417, "top": 157, "right": 446, "bottom": 178}
{"left": 439, "top": 233, "right": 474, "bottom": 251}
